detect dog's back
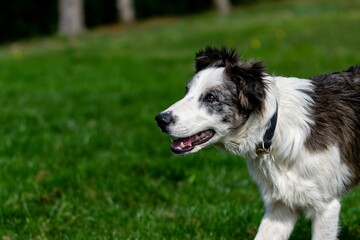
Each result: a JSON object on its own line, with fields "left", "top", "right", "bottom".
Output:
{"left": 306, "top": 65, "right": 360, "bottom": 187}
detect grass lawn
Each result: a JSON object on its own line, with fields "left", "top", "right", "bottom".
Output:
{"left": 0, "top": 0, "right": 360, "bottom": 239}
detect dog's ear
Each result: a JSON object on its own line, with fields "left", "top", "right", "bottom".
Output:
{"left": 195, "top": 46, "right": 240, "bottom": 72}
{"left": 226, "top": 61, "right": 266, "bottom": 112}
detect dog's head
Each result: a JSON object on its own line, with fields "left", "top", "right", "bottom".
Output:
{"left": 155, "top": 46, "right": 266, "bottom": 154}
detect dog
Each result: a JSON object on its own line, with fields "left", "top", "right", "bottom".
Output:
{"left": 155, "top": 46, "right": 360, "bottom": 240}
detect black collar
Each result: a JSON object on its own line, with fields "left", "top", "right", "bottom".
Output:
{"left": 257, "top": 103, "right": 278, "bottom": 153}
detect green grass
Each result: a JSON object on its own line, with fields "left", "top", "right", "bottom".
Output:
{"left": 0, "top": 0, "right": 360, "bottom": 239}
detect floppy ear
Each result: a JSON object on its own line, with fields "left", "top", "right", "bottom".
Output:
{"left": 195, "top": 46, "right": 240, "bottom": 72}
{"left": 226, "top": 61, "right": 266, "bottom": 112}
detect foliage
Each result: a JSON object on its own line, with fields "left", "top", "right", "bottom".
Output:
{"left": 0, "top": 0, "right": 117, "bottom": 44}
{"left": 0, "top": 0, "right": 360, "bottom": 239}
{"left": 84, "top": 0, "right": 117, "bottom": 28}
{"left": 1, "top": 0, "right": 263, "bottom": 44}
{"left": 0, "top": 0, "right": 57, "bottom": 43}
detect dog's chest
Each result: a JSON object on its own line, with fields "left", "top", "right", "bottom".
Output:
{"left": 245, "top": 149, "right": 350, "bottom": 209}
{"left": 247, "top": 158, "right": 310, "bottom": 208}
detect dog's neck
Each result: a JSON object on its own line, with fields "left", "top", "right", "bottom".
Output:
{"left": 223, "top": 105, "right": 278, "bottom": 159}
{"left": 256, "top": 101, "right": 278, "bottom": 154}
{"left": 222, "top": 76, "right": 278, "bottom": 159}
{"left": 223, "top": 75, "right": 314, "bottom": 164}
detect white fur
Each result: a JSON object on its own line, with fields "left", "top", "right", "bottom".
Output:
{"left": 164, "top": 68, "right": 231, "bottom": 152}
{"left": 226, "top": 75, "right": 351, "bottom": 239}
{"left": 161, "top": 68, "right": 352, "bottom": 239}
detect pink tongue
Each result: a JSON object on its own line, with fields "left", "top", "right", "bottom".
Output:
{"left": 183, "top": 138, "right": 193, "bottom": 147}
{"left": 172, "top": 136, "right": 193, "bottom": 149}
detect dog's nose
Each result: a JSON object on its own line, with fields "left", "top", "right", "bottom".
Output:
{"left": 155, "top": 112, "right": 175, "bottom": 131}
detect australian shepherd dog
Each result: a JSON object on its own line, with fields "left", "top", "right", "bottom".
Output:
{"left": 155, "top": 46, "right": 360, "bottom": 240}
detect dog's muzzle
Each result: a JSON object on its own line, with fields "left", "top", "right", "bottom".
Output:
{"left": 155, "top": 111, "right": 175, "bottom": 133}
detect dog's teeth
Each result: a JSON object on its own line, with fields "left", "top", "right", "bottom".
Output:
{"left": 180, "top": 142, "right": 185, "bottom": 148}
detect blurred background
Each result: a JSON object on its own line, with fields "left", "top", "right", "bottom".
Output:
{"left": 1, "top": 0, "right": 251, "bottom": 43}
{"left": 0, "top": 0, "right": 359, "bottom": 239}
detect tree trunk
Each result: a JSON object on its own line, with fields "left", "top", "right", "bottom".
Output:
{"left": 58, "top": 0, "right": 85, "bottom": 36}
{"left": 213, "top": 0, "right": 231, "bottom": 14}
{"left": 117, "top": 0, "right": 135, "bottom": 24}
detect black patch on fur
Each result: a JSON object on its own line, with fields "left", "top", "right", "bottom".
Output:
{"left": 195, "top": 46, "right": 267, "bottom": 113}
{"left": 305, "top": 65, "right": 360, "bottom": 188}
{"left": 199, "top": 89, "right": 226, "bottom": 115}
{"left": 199, "top": 84, "right": 249, "bottom": 129}
{"left": 195, "top": 46, "right": 240, "bottom": 72}
{"left": 222, "top": 117, "right": 230, "bottom": 123}
{"left": 225, "top": 61, "right": 267, "bottom": 113}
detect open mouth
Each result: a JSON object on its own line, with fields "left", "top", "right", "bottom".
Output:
{"left": 171, "top": 129, "right": 215, "bottom": 154}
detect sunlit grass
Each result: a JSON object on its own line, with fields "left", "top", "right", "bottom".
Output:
{"left": 0, "top": 0, "right": 359, "bottom": 239}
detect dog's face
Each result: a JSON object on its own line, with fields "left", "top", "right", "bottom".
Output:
{"left": 155, "top": 47, "right": 266, "bottom": 154}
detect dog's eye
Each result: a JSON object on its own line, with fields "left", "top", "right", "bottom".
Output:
{"left": 205, "top": 93, "right": 216, "bottom": 103}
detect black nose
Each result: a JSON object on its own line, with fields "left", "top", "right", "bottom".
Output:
{"left": 155, "top": 112, "right": 175, "bottom": 131}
